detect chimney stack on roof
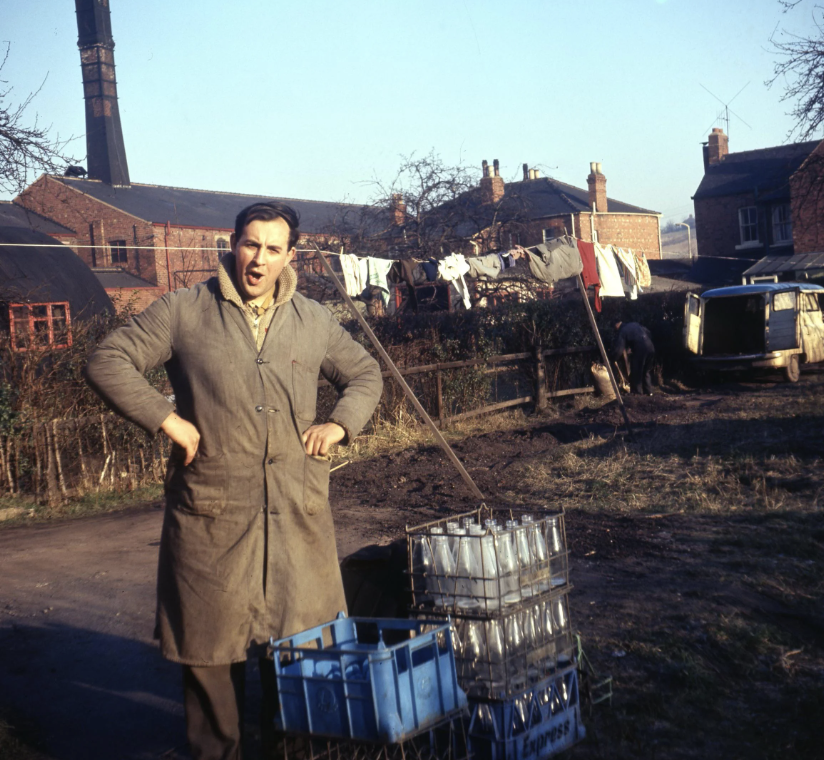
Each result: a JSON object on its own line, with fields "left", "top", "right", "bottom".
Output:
{"left": 707, "top": 127, "right": 729, "bottom": 167}
{"left": 587, "top": 162, "right": 607, "bottom": 213}
{"left": 523, "top": 163, "right": 529, "bottom": 181}
{"left": 75, "top": 0, "right": 130, "bottom": 186}
{"left": 479, "top": 158, "right": 505, "bottom": 204}
{"left": 389, "top": 193, "right": 406, "bottom": 226}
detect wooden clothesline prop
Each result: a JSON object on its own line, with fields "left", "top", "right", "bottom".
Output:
{"left": 311, "top": 243, "right": 486, "bottom": 502}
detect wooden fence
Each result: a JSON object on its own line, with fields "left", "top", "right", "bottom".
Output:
{"left": 1, "top": 345, "right": 596, "bottom": 502}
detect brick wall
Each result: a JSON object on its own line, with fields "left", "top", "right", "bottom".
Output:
{"left": 16, "top": 176, "right": 158, "bottom": 282}
{"left": 106, "top": 287, "right": 166, "bottom": 314}
{"left": 790, "top": 144, "right": 824, "bottom": 254}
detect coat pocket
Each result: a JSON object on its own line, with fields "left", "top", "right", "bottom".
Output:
{"left": 166, "top": 453, "right": 227, "bottom": 515}
{"left": 303, "top": 454, "right": 331, "bottom": 515}
{"left": 291, "top": 360, "right": 319, "bottom": 422}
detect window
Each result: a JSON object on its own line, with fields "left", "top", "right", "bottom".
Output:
{"left": 772, "top": 204, "right": 792, "bottom": 244}
{"left": 109, "top": 240, "right": 128, "bottom": 264}
{"left": 216, "top": 238, "right": 230, "bottom": 256}
{"left": 738, "top": 207, "right": 759, "bottom": 245}
{"left": 803, "top": 293, "right": 820, "bottom": 312}
{"left": 773, "top": 291, "right": 796, "bottom": 311}
{"left": 9, "top": 302, "right": 72, "bottom": 351}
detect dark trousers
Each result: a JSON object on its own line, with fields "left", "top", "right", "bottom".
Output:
{"left": 630, "top": 349, "right": 655, "bottom": 394}
{"left": 182, "top": 659, "right": 279, "bottom": 760}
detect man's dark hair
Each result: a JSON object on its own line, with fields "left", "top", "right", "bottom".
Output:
{"left": 234, "top": 202, "right": 300, "bottom": 250}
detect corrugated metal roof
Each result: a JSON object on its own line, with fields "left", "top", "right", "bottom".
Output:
{"left": 0, "top": 201, "right": 76, "bottom": 235}
{"left": 693, "top": 140, "right": 821, "bottom": 201}
{"left": 742, "top": 251, "right": 824, "bottom": 277}
{"left": 0, "top": 227, "right": 112, "bottom": 318}
{"left": 56, "top": 177, "right": 380, "bottom": 233}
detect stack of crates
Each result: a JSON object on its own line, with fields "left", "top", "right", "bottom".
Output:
{"left": 407, "top": 507, "right": 585, "bottom": 759}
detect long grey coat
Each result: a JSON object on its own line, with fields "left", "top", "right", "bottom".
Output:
{"left": 86, "top": 267, "right": 382, "bottom": 665}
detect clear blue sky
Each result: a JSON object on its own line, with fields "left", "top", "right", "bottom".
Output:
{"left": 2, "top": 0, "right": 816, "bottom": 222}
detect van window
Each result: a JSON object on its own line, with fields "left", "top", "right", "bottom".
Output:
{"left": 804, "top": 293, "right": 821, "bottom": 312}
{"left": 773, "top": 291, "right": 796, "bottom": 311}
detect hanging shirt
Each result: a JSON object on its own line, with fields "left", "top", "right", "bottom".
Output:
{"left": 576, "top": 240, "right": 602, "bottom": 312}
{"left": 634, "top": 250, "right": 652, "bottom": 288}
{"left": 339, "top": 253, "right": 365, "bottom": 297}
{"left": 613, "top": 247, "right": 639, "bottom": 300}
{"left": 365, "top": 257, "right": 395, "bottom": 306}
{"left": 466, "top": 253, "right": 502, "bottom": 279}
{"left": 438, "top": 253, "right": 472, "bottom": 309}
{"left": 593, "top": 243, "right": 624, "bottom": 298}
{"left": 525, "top": 236, "right": 583, "bottom": 284}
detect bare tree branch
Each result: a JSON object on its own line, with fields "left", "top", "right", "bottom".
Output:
{"left": 0, "top": 43, "right": 78, "bottom": 195}
{"left": 767, "top": 2, "right": 824, "bottom": 141}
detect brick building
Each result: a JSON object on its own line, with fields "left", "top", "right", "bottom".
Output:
{"left": 384, "top": 159, "right": 662, "bottom": 262}
{"left": 692, "top": 128, "right": 824, "bottom": 261}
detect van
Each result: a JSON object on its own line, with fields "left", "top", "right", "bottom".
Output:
{"left": 683, "top": 282, "right": 824, "bottom": 382}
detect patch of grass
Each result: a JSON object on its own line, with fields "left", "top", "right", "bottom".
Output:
{"left": 0, "top": 484, "right": 163, "bottom": 528}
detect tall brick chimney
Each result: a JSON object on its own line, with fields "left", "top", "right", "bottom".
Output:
{"left": 389, "top": 193, "right": 406, "bottom": 226}
{"left": 479, "top": 159, "right": 505, "bottom": 204}
{"left": 75, "top": 0, "right": 130, "bottom": 186}
{"left": 587, "top": 162, "right": 607, "bottom": 212}
{"left": 706, "top": 127, "right": 729, "bottom": 166}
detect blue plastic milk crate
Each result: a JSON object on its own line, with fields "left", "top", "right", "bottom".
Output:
{"left": 467, "top": 667, "right": 585, "bottom": 760}
{"left": 269, "top": 613, "right": 468, "bottom": 744}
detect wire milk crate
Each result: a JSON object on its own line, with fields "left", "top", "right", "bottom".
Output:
{"left": 406, "top": 507, "right": 570, "bottom": 617}
{"left": 269, "top": 614, "right": 468, "bottom": 744}
{"left": 418, "top": 590, "right": 574, "bottom": 700}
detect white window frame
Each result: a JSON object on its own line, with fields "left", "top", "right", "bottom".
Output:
{"left": 771, "top": 203, "right": 792, "bottom": 245}
{"left": 738, "top": 207, "right": 759, "bottom": 246}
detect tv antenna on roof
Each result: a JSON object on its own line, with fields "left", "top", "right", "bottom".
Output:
{"left": 699, "top": 82, "right": 752, "bottom": 140}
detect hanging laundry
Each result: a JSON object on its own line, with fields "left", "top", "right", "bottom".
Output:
{"left": 339, "top": 253, "right": 366, "bottom": 297}
{"left": 525, "top": 236, "right": 583, "bottom": 284}
{"left": 438, "top": 253, "right": 472, "bottom": 309}
{"left": 466, "top": 253, "right": 502, "bottom": 279}
{"left": 576, "top": 240, "right": 602, "bottom": 312}
{"left": 366, "top": 257, "right": 395, "bottom": 306}
{"left": 633, "top": 250, "right": 652, "bottom": 288}
{"left": 422, "top": 259, "right": 439, "bottom": 282}
{"left": 613, "top": 247, "right": 639, "bottom": 300}
{"left": 400, "top": 259, "right": 427, "bottom": 287}
{"left": 498, "top": 252, "right": 518, "bottom": 271}
{"left": 593, "top": 243, "right": 624, "bottom": 298}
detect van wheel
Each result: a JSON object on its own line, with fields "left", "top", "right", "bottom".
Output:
{"left": 783, "top": 355, "right": 801, "bottom": 383}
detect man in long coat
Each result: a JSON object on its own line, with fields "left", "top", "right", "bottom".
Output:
{"left": 86, "top": 201, "right": 383, "bottom": 759}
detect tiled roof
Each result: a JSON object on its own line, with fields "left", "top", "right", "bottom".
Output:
{"left": 503, "top": 177, "right": 659, "bottom": 216}
{"left": 692, "top": 140, "right": 821, "bottom": 201}
{"left": 56, "top": 177, "right": 382, "bottom": 233}
{"left": 91, "top": 268, "right": 161, "bottom": 289}
{"left": 0, "top": 201, "right": 76, "bottom": 235}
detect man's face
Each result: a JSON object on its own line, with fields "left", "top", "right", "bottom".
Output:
{"left": 232, "top": 218, "right": 296, "bottom": 301}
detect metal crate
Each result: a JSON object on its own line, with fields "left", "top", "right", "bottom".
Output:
{"left": 407, "top": 507, "right": 569, "bottom": 617}
{"left": 418, "top": 589, "right": 575, "bottom": 700}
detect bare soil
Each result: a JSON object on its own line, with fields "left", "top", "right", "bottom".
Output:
{"left": 1, "top": 373, "right": 823, "bottom": 759}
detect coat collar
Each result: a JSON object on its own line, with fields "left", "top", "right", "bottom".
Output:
{"left": 217, "top": 253, "right": 297, "bottom": 310}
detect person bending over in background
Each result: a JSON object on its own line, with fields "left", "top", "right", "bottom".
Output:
{"left": 613, "top": 321, "right": 655, "bottom": 396}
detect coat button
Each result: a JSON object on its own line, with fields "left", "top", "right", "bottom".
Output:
{"left": 255, "top": 405, "right": 263, "bottom": 412}
{"left": 268, "top": 458, "right": 274, "bottom": 465}
{"left": 256, "top": 358, "right": 264, "bottom": 364}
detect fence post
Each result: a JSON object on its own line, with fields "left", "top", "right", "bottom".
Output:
{"left": 534, "top": 341, "right": 548, "bottom": 413}
{"left": 436, "top": 368, "right": 444, "bottom": 428}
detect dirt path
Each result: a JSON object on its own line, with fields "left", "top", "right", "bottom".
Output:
{"left": 1, "top": 375, "right": 822, "bottom": 759}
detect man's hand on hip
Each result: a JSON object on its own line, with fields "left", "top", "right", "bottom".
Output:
{"left": 302, "top": 422, "right": 345, "bottom": 457}
{"left": 161, "top": 412, "right": 201, "bottom": 465}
